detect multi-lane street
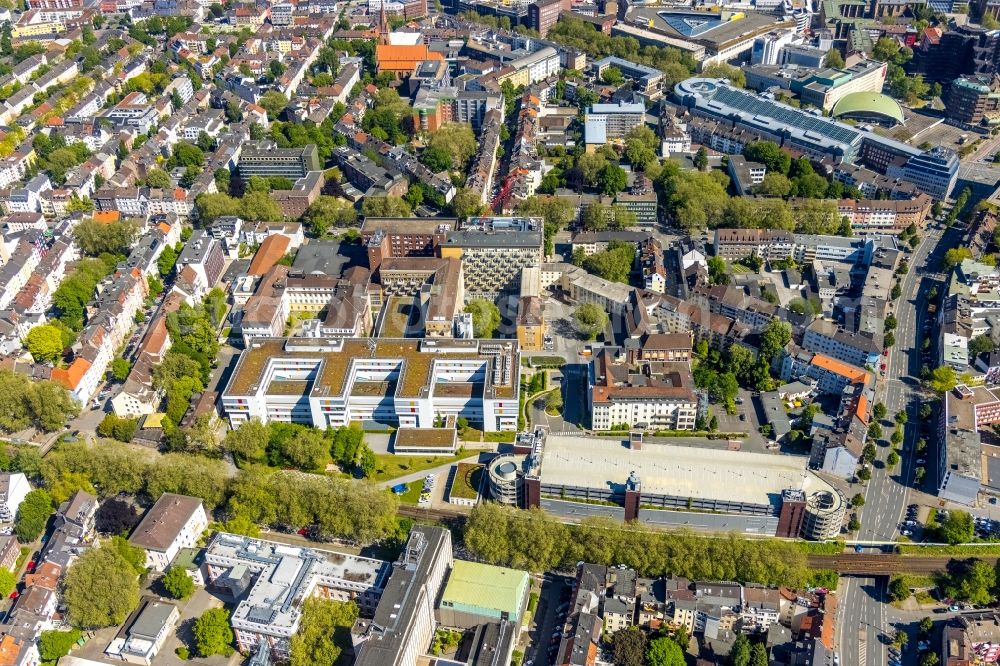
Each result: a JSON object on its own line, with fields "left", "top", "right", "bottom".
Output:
{"left": 839, "top": 223, "right": 957, "bottom": 666}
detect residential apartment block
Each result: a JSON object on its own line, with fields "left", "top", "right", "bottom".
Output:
{"left": 128, "top": 494, "right": 208, "bottom": 572}
{"left": 588, "top": 345, "right": 698, "bottom": 431}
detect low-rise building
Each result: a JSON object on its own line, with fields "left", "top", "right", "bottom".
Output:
{"left": 128, "top": 494, "right": 208, "bottom": 572}
{"left": 105, "top": 598, "right": 180, "bottom": 665}
{"left": 204, "top": 532, "right": 391, "bottom": 660}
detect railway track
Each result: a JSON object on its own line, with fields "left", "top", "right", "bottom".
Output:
{"left": 807, "top": 554, "right": 999, "bottom": 575}
{"left": 394, "top": 505, "right": 991, "bottom": 575}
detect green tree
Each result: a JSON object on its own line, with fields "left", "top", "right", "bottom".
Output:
{"left": 38, "top": 629, "right": 82, "bottom": 662}
{"left": 15, "top": 488, "right": 52, "bottom": 543}
{"left": 612, "top": 627, "right": 647, "bottom": 666}
{"left": 944, "top": 559, "right": 996, "bottom": 605}
{"left": 889, "top": 576, "right": 910, "bottom": 602}
{"left": 598, "top": 163, "right": 627, "bottom": 196}
{"left": 280, "top": 428, "right": 329, "bottom": 471}
{"left": 304, "top": 196, "right": 357, "bottom": 237}
{"left": 111, "top": 358, "right": 131, "bottom": 382}
{"left": 970, "top": 335, "right": 995, "bottom": 357}
{"left": 757, "top": 172, "right": 792, "bottom": 197}
{"left": 708, "top": 255, "right": 729, "bottom": 285}
{"left": 824, "top": 47, "right": 845, "bottom": 68}
{"left": 646, "top": 637, "right": 685, "bottom": 666}
{"left": 759, "top": 319, "right": 791, "bottom": 362}
{"left": 224, "top": 419, "right": 269, "bottom": 464}
{"left": 162, "top": 565, "right": 195, "bottom": 599}
{"left": 107, "top": 535, "right": 146, "bottom": 575}
{"left": 258, "top": 91, "right": 288, "bottom": 119}
{"left": 574, "top": 303, "right": 609, "bottom": 340}
{"left": 851, "top": 493, "right": 865, "bottom": 507}
{"left": 24, "top": 324, "right": 64, "bottom": 363}
{"left": 701, "top": 62, "right": 746, "bottom": 87}
{"left": 72, "top": 218, "right": 141, "bottom": 256}
{"left": 428, "top": 123, "right": 478, "bottom": 170}
{"left": 288, "top": 599, "right": 359, "bottom": 666}
{"left": 750, "top": 643, "right": 769, "bottom": 666}
{"left": 63, "top": 547, "right": 140, "bottom": 628}
{"left": 465, "top": 299, "right": 501, "bottom": 338}
{"left": 729, "top": 634, "right": 752, "bottom": 666}
{"left": 873, "top": 402, "right": 887, "bottom": 421}
{"left": 743, "top": 141, "right": 791, "bottom": 175}
{"left": 887, "top": 450, "right": 901, "bottom": 467}
{"left": 145, "top": 168, "right": 172, "bottom": 188}
{"left": 193, "top": 608, "right": 234, "bottom": 657}
{"left": 361, "top": 196, "right": 412, "bottom": 217}
{"left": 929, "top": 366, "right": 958, "bottom": 393}
{"left": 943, "top": 247, "right": 973, "bottom": 270}
{"left": 451, "top": 187, "right": 487, "bottom": 218}
{"left": 693, "top": 146, "right": 708, "bottom": 171}
{"left": 936, "top": 510, "right": 975, "bottom": 545}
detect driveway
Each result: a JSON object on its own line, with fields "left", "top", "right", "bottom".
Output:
{"left": 70, "top": 587, "right": 240, "bottom": 666}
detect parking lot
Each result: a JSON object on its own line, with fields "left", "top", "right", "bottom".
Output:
{"left": 523, "top": 574, "right": 574, "bottom": 666}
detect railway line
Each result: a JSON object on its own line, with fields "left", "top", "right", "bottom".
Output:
{"left": 394, "top": 505, "right": 995, "bottom": 575}
{"left": 808, "top": 554, "right": 998, "bottom": 575}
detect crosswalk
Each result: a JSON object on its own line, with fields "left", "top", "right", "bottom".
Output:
{"left": 859, "top": 627, "right": 867, "bottom": 665}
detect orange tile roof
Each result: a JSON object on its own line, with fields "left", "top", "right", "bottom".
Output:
{"left": 51, "top": 357, "right": 91, "bottom": 390}
{"left": 375, "top": 45, "right": 442, "bottom": 71}
{"left": 0, "top": 634, "right": 22, "bottom": 666}
{"left": 855, "top": 393, "right": 869, "bottom": 423}
{"left": 810, "top": 354, "right": 869, "bottom": 383}
{"left": 157, "top": 221, "right": 172, "bottom": 235}
{"left": 24, "top": 561, "right": 60, "bottom": 590}
{"left": 247, "top": 234, "right": 290, "bottom": 277}
{"left": 93, "top": 211, "right": 120, "bottom": 224}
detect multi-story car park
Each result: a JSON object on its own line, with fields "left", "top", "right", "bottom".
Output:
{"left": 221, "top": 337, "right": 520, "bottom": 432}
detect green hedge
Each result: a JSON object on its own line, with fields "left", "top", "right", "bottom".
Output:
{"left": 795, "top": 541, "right": 845, "bottom": 555}
{"left": 898, "top": 543, "right": 1000, "bottom": 555}
{"left": 483, "top": 431, "right": 516, "bottom": 442}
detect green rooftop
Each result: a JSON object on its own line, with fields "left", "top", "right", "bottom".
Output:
{"left": 831, "top": 92, "right": 904, "bottom": 125}
{"left": 440, "top": 560, "right": 530, "bottom": 621}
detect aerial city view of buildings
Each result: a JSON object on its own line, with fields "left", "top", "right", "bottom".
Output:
{"left": 0, "top": 0, "right": 997, "bottom": 663}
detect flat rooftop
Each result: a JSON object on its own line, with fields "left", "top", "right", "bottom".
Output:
{"left": 224, "top": 337, "right": 517, "bottom": 400}
{"left": 539, "top": 434, "right": 833, "bottom": 505}
{"left": 441, "top": 560, "right": 529, "bottom": 618}
{"left": 206, "top": 533, "right": 389, "bottom": 638}
{"left": 629, "top": 7, "right": 784, "bottom": 46}
{"left": 395, "top": 427, "right": 457, "bottom": 449}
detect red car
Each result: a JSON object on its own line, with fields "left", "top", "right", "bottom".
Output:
{"left": 881, "top": 363, "right": 887, "bottom": 371}
{"left": 8, "top": 591, "right": 17, "bottom": 600}
{"left": 25, "top": 561, "right": 35, "bottom": 573}
{"left": 883, "top": 349, "right": 889, "bottom": 357}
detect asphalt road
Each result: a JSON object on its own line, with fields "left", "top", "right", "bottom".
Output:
{"left": 842, "top": 223, "right": 957, "bottom": 666}
{"left": 839, "top": 577, "right": 889, "bottom": 666}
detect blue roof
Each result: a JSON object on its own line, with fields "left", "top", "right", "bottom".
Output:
{"left": 660, "top": 11, "right": 724, "bottom": 37}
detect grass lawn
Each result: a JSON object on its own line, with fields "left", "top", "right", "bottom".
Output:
{"left": 396, "top": 482, "right": 425, "bottom": 505}
{"left": 450, "top": 463, "right": 483, "bottom": 500}
{"left": 730, "top": 263, "right": 752, "bottom": 274}
{"left": 372, "top": 451, "right": 473, "bottom": 481}
{"left": 13, "top": 546, "right": 29, "bottom": 572}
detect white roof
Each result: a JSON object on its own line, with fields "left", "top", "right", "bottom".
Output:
{"left": 540, "top": 434, "right": 835, "bottom": 505}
